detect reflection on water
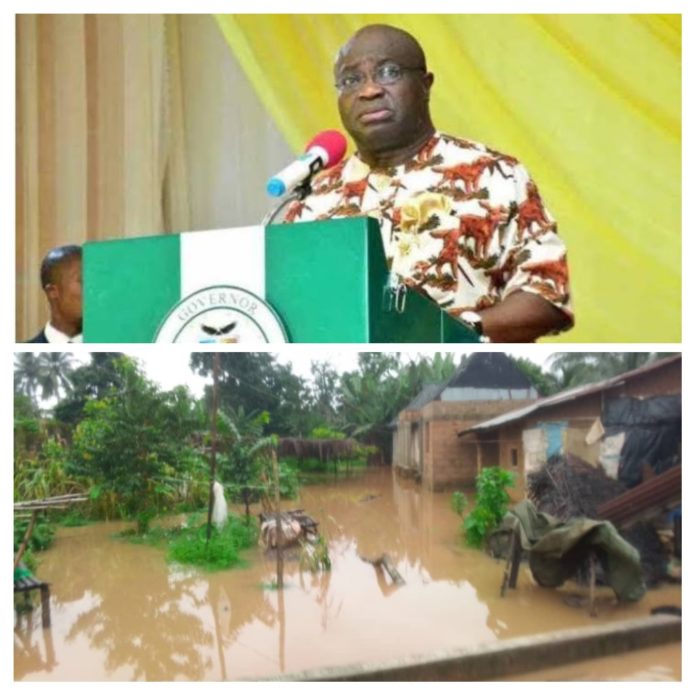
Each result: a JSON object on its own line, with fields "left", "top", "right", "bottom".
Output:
{"left": 502, "top": 644, "right": 682, "bottom": 681}
{"left": 14, "top": 468, "right": 681, "bottom": 680}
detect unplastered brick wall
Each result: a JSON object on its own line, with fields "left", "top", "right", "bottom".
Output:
{"left": 420, "top": 400, "right": 533, "bottom": 422}
{"left": 423, "top": 419, "right": 479, "bottom": 490}
{"left": 421, "top": 400, "right": 535, "bottom": 491}
{"left": 496, "top": 423, "right": 525, "bottom": 499}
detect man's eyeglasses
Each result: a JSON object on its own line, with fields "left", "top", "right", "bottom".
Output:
{"left": 335, "top": 62, "right": 426, "bottom": 94}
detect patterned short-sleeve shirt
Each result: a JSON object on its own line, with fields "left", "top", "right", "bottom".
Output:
{"left": 284, "top": 132, "right": 573, "bottom": 330}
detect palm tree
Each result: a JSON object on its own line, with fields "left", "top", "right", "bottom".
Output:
{"left": 402, "top": 353, "right": 457, "bottom": 394}
{"left": 14, "top": 353, "right": 44, "bottom": 405}
{"left": 15, "top": 352, "right": 77, "bottom": 405}
{"left": 310, "top": 361, "right": 340, "bottom": 427}
{"left": 337, "top": 354, "right": 410, "bottom": 436}
{"left": 546, "top": 352, "right": 676, "bottom": 390}
{"left": 37, "top": 352, "right": 76, "bottom": 401}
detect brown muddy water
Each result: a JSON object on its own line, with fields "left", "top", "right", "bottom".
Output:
{"left": 14, "top": 468, "right": 681, "bottom": 681}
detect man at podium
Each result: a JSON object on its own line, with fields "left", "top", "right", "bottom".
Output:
{"left": 284, "top": 24, "right": 573, "bottom": 343}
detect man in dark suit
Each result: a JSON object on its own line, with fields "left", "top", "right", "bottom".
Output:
{"left": 27, "top": 245, "right": 83, "bottom": 343}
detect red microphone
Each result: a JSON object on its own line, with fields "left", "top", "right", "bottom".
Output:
{"left": 267, "top": 130, "right": 347, "bottom": 197}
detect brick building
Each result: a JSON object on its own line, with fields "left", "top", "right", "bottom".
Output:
{"left": 392, "top": 353, "right": 537, "bottom": 491}
{"left": 459, "top": 355, "right": 681, "bottom": 499}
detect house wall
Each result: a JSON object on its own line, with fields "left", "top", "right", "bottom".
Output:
{"left": 480, "top": 441, "right": 499, "bottom": 469}
{"left": 496, "top": 423, "right": 527, "bottom": 500}
{"left": 420, "top": 400, "right": 535, "bottom": 491}
{"left": 565, "top": 427, "right": 601, "bottom": 465}
{"left": 475, "top": 359, "right": 681, "bottom": 494}
{"left": 393, "top": 410, "right": 425, "bottom": 479}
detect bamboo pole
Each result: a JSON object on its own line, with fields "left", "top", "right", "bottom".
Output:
{"left": 14, "top": 494, "right": 88, "bottom": 510}
{"left": 206, "top": 352, "right": 221, "bottom": 546}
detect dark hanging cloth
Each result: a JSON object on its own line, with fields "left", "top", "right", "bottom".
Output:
{"left": 602, "top": 395, "right": 681, "bottom": 488}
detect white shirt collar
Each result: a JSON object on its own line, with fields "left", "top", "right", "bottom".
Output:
{"left": 44, "top": 322, "right": 82, "bottom": 343}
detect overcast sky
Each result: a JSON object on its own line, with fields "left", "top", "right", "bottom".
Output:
{"left": 95, "top": 347, "right": 561, "bottom": 398}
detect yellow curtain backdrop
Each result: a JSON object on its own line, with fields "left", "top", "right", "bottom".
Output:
{"left": 215, "top": 14, "right": 681, "bottom": 343}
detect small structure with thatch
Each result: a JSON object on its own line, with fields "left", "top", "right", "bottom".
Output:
{"left": 277, "top": 437, "right": 361, "bottom": 465}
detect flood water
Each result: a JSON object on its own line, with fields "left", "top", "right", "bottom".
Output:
{"left": 14, "top": 468, "right": 681, "bottom": 680}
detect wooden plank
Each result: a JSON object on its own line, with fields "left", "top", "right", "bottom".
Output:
{"left": 14, "top": 576, "right": 48, "bottom": 592}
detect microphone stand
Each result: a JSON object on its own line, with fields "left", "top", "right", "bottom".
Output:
{"left": 261, "top": 167, "right": 411, "bottom": 319}
{"left": 262, "top": 177, "right": 313, "bottom": 226}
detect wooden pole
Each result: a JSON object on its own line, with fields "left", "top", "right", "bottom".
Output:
{"left": 500, "top": 522, "right": 521, "bottom": 597}
{"left": 588, "top": 553, "right": 597, "bottom": 617}
{"left": 206, "top": 352, "right": 221, "bottom": 546}
{"left": 14, "top": 510, "right": 37, "bottom": 570}
{"left": 278, "top": 572, "right": 286, "bottom": 671}
{"left": 508, "top": 528, "right": 522, "bottom": 590}
{"left": 272, "top": 448, "right": 284, "bottom": 589}
{"left": 40, "top": 584, "right": 51, "bottom": 628}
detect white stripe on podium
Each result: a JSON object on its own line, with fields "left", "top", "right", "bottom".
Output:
{"left": 179, "top": 226, "right": 266, "bottom": 299}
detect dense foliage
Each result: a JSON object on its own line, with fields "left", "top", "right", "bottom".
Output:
{"left": 15, "top": 351, "right": 675, "bottom": 555}
{"left": 69, "top": 359, "right": 204, "bottom": 532}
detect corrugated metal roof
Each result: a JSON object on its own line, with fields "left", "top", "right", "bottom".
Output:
{"left": 388, "top": 382, "right": 444, "bottom": 428}
{"left": 403, "top": 383, "right": 444, "bottom": 412}
{"left": 458, "top": 354, "right": 681, "bottom": 436}
{"left": 446, "top": 352, "right": 535, "bottom": 390}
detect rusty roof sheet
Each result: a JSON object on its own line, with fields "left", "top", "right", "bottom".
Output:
{"left": 596, "top": 466, "right": 681, "bottom": 528}
{"left": 458, "top": 354, "right": 681, "bottom": 436}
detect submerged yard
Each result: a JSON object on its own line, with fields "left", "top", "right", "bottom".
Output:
{"left": 14, "top": 468, "right": 680, "bottom": 680}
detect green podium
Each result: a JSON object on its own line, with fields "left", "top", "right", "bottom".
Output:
{"left": 83, "top": 217, "right": 479, "bottom": 343}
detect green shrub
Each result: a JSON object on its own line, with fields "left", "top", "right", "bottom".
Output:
{"left": 450, "top": 491, "right": 468, "bottom": 518}
{"left": 14, "top": 517, "right": 55, "bottom": 554}
{"left": 58, "top": 509, "right": 90, "bottom": 527}
{"left": 16, "top": 548, "right": 37, "bottom": 575}
{"left": 278, "top": 462, "right": 299, "bottom": 500}
{"left": 167, "top": 515, "right": 258, "bottom": 572}
{"left": 460, "top": 467, "right": 515, "bottom": 548}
